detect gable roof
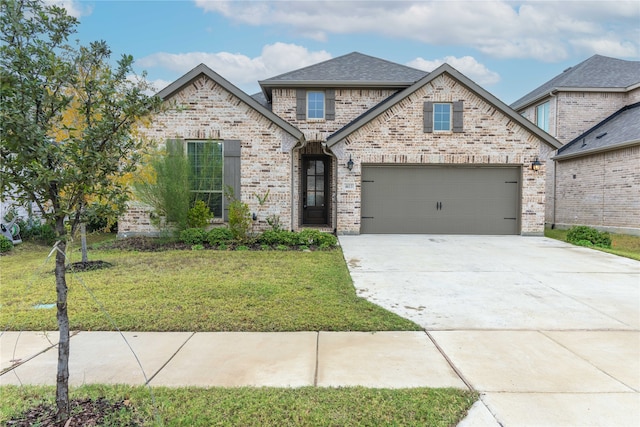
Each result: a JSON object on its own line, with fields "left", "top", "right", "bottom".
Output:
{"left": 511, "top": 55, "right": 640, "bottom": 110}
{"left": 259, "top": 52, "right": 427, "bottom": 101}
{"left": 156, "top": 64, "right": 303, "bottom": 141}
{"left": 554, "top": 102, "right": 640, "bottom": 160}
{"left": 326, "top": 63, "right": 562, "bottom": 150}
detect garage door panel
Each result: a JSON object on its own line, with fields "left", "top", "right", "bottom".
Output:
{"left": 361, "top": 166, "right": 520, "bottom": 234}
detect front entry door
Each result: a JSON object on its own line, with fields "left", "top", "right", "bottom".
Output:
{"left": 303, "top": 156, "right": 329, "bottom": 225}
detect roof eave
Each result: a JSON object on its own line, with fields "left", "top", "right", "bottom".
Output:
{"left": 258, "top": 80, "right": 415, "bottom": 89}
{"left": 327, "top": 63, "right": 562, "bottom": 150}
{"left": 553, "top": 139, "right": 640, "bottom": 161}
{"left": 157, "top": 64, "right": 303, "bottom": 141}
{"left": 514, "top": 86, "right": 635, "bottom": 111}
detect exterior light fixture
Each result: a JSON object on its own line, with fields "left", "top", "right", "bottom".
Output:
{"left": 531, "top": 158, "right": 542, "bottom": 172}
{"left": 347, "top": 155, "right": 354, "bottom": 171}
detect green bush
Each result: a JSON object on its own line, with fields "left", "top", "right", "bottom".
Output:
{"left": 298, "top": 229, "right": 338, "bottom": 247}
{"left": 206, "top": 227, "right": 234, "bottom": 246}
{"left": 180, "top": 228, "right": 206, "bottom": 245}
{"left": 21, "top": 222, "right": 57, "bottom": 245}
{"left": 258, "top": 230, "right": 298, "bottom": 246}
{"left": 0, "top": 236, "right": 13, "bottom": 253}
{"left": 566, "top": 226, "right": 611, "bottom": 248}
{"left": 187, "top": 200, "right": 212, "bottom": 229}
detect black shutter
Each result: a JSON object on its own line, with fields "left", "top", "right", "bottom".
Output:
{"left": 453, "top": 101, "right": 464, "bottom": 133}
{"left": 223, "top": 140, "right": 241, "bottom": 221}
{"left": 423, "top": 102, "right": 433, "bottom": 133}
{"left": 325, "top": 89, "right": 335, "bottom": 121}
{"left": 296, "top": 89, "right": 306, "bottom": 120}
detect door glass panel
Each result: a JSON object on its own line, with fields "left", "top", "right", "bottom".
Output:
{"left": 316, "top": 176, "right": 324, "bottom": 190}
{"left": 316, "top": 194, "right": 324, "bottom": 206}
{"left": 307, "top": 176, "right": 315, "bottom": 192}
{"left": 315, "top": 160, "right": 324, "bottom": 174}
{"left": 307, "top": 193, "right": 316, "bottom": 206}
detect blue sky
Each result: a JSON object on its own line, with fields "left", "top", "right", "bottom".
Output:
{"left": 61, "top": 0, "right": 640, "bottom": 104}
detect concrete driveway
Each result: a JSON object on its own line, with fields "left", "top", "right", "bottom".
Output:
{"left": 339, "top": 235, "right": 640, "bottom": 427}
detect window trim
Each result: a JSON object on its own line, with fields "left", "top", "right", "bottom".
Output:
{"left": 536, "top": 101, "right": 550, "bottom": 132}
{"left": 186, "top": 139, "right": 224, "bottom": 218}
{"left": 306, "top": 90, "right": 325, "bottom": 120}
{"left": 433, "top": 102, "right": 452, "bottom": 132}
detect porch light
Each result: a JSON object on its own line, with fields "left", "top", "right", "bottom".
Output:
{"left": 531, "top": 158, "right": 542, "bottom": 172}
{"left": 347, "top": 155, "right": 354, "bottom": 171}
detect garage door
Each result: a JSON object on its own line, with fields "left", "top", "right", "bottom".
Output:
{"left": 361, "top": 166, "right": 520, "bottom": 234}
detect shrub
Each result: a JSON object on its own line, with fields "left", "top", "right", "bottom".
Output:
{"left": 226, "top": 189, "right": 252, "bottom": 242}
{"left": 259, "top": 230, "right": 298, "bottom": 246}
{"left": 206, "top": 227, "right": 234, "bottom": 246}
{"left": 298, "top": 229, "right": 338, "bottom": 247}
{"left": 566, "top": 226, "right": 611, "bottom": 248}
{"left": 0, "top": 236, "right": 13, "bottom": 253}
{"left": 187, "top": 200, "right": 212, "bottom": 229}
{"left": 22, "top": 222, "right": 57, "bottom": 245}
{"left": 180, "top": 228, "right": 206, "bottom": 245}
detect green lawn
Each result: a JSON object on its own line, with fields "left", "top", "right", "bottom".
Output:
{"left": 1, "top": 385, "right": 477, "bottom": 426}
{"left": 0, "top": 240, "right": 420, "bottom": 332}
{"left": 545, "top": 228, "right": 640, "bottom": 261}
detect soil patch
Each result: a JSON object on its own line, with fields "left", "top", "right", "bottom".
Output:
{"left": 66, "top": 260, "right": 114, "bottom": 272}
{"left": 7, "top": 397, "right": 141, "bottom": 426}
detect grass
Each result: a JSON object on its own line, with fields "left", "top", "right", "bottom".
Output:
{"left": 0, "top": 239, "right": 420, "bottom": 332}
{"left": 545, "top": 228, "right": 640, "bottom": 261}
{"left": 0, "top": 385, "right": 478, "bottom": 426}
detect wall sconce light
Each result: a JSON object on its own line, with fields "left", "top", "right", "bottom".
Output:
{"left": 531, "top": 158, "right": 542, "bottom": 172}
{"left": 346, "top": 155, "right": 354, "bottom": 171}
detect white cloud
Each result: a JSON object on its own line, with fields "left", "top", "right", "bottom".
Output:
{"left": 137, "top": 43, "right": 332, "bottom": 92}
{"left": 408, "top": 56, "right": 501, "bottom": 86}
{"left": 194, "top": 0, "right": 640, "bottom": 61}
{"left": 44, "top": 0, "right": 92, "bottom": 18}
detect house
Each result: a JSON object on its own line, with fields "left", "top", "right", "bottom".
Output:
{"left": 118, "top": 52, "right": 561, "bottom": 237}
{"left": 511, "top": 55, "right": 640, "bottom": 235}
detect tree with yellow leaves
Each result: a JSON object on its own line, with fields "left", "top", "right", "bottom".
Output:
{"left": 0, "top": 0, "right": 160, "bottom": 422}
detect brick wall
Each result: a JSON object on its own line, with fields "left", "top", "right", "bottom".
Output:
{"left": 554, "top": 145, "right": 640, "bottom": 234}
{"left": 119, "top": 75, "right": 296, "bottom": 236}
{"left": 330, "top": 74, "right": 549, "bottom": 235}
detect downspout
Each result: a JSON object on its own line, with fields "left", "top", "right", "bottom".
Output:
{"left": 549, "top": 90, "right": 558, "bottom": 228}
{"left": 291, "top": 139, "right": 307, "bottom": 232}
{"left": 321, "top": 142, "right": 338, "bottom": 233}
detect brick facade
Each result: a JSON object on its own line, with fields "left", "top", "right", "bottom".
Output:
{"left": 328, "top": 74, "right": 547, "bottom": 235}
{"left": 118, "top": 75, "right": 296, "bottom": 236}
{"left": 120, "top": 65, "right": 554, "bottom": 237}
{"left": 554, "top": 146, "right": 640, "bottom": 234}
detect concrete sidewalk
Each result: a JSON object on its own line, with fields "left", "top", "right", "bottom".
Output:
{"left": 0, "top": 330, "right": 465, "bottom": 389}
{"left": 2, "top": 329, "right": 639, "bottom": 426}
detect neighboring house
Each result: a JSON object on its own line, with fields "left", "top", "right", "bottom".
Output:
{"left": 511, "top": 55, "right": 640, "bottom": 235}
{"left": 119, "top": 52, "right": 560, "bottom": 237}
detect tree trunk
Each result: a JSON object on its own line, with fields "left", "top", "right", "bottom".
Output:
{"left": 80, "top": 223, "right": 88, "bottom": 263}
{"left": 54, "top": 218, "right": 70, "bottom": 424}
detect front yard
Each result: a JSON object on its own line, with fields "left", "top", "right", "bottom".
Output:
{"left": 1, "top": 238, "right": 479, "bottom": 425}
{"left": 0, "top": 239, "right": 419, "bottom": 332}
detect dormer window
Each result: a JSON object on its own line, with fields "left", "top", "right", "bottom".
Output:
{"left": 296, "top": 89, "right": 335, "bottom": 121}
{"left": 307, "top": 91, "right": 325, "bottom": 120}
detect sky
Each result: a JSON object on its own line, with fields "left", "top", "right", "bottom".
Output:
{"left": 56, "top": 0, "right": 640, "bottom": 105}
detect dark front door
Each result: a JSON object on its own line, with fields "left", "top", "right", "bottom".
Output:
{"left": 303, "top": 156, "right": 329, "bottom": 225}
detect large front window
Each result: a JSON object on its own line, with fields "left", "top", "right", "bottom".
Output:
{"left": 433, "top": 103, "right": 452, "bottom": 131}
{"left": 307, "top": 91, "right": 325, "bottom": 120}
{"left": 536, "top": 102, "right": 549, "bottom": 132}
{"left": 187, "top": 140, "right": 223, "bottom": 217}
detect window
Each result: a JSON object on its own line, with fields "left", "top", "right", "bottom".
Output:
{"left": 536, "top": 102, "right": 549, "bottom": 132}
{"left": 433, "top": 103, "right": 452, "bottom": 131}
{"left": 187, "top": 140, "right": 223, "bottom": 217}
{"left": 307, "top": 91, "right": 325, "bottom": 119}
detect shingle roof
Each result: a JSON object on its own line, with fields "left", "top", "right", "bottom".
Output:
{"left": 554, "top": 102, "right": 640, "bottom": 160}
{"left": 258, "top": 52, "right": 427, "bottom": 101}
{"left": 261, "top": 52, "right": 427, "bottom": 85}
{"left": 326, "top": 63, "right": 562, "bottom": 150}
{"left": 511, "top": 55, "right": 640, "bottom": 110}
